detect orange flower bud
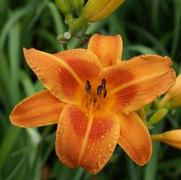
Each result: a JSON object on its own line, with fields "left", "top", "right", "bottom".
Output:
{"left": 160, "top": 74, "right": 181, "bottom": 108}
{"left": 81, "top": 0, "right": 125, "bottom": 22}
{"left": 152, "top": 130, "right": 181, "bottom": 149}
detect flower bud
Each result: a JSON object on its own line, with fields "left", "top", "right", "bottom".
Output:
{"left": 81, "top": 0, "right": 125, "bottom": 22}
{"left": 151, "top": 130, "right": 181, "bottom": 149}
{"left": 160, "top": 74, "right": 181, "bottom": 108}
{"left": 55, "top": 0, "right": 72, "bottom": 14}
{"left": 55, "top": 0, "right": 85, "bottom": 15}
{"left": 149, "top": 108, "right": 168, "bottom": 125}
{"left": 71, "top": 0, "right": 85, "bottom": 12}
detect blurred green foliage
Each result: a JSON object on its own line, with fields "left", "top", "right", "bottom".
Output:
{"left": 0, "top": 0, "right": 181, "bottom": 179}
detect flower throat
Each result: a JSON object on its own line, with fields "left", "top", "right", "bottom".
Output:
{"left": 83, "top": 79, "right": 107, "bottom": 111}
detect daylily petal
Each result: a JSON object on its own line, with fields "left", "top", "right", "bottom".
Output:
{"left": 118, "top": 112, "right": 152, "bottom": 165}
{"left": 152, "top": 130, "right": 181, "bottom": 149}
{"left": 100, "top": 55, "right": 175, "bottom": 113}
{"left": 23, "top": 48, "right": 102, "bottom": 105}
{"left": 88, "top": 34, "right": 123, "bottom": 67}
{"left": 56, "top": 105, "right": 120, "bottom": 174}
{"left": 10, "top": 90, "right": 64, "bottom": 127}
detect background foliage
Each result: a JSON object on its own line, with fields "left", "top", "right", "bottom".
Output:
{"left": 0, "top": 0, "right": 181, "bottom": 179}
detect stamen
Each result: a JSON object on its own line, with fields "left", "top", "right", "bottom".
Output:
{"left": 97, "top": 85, "right": 103, "bottom": 97}
{"left": 93, "top": 97, "right": 97, "bottom": 103}
{"left": 101, "top": 79, "right": 106, "bottom": 89}
{"left": 85, "top": 80, "right": 91, "bottom": 94}
{"left": 103, "top": 90, "right": 107, "bottom": 98}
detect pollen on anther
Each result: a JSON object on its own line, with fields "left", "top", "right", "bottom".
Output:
{"left": 85, "top": 80, "right": 91, "bottom": 94}
{"left": 103, "top": 90, "right": 107, "bottom": 98}
{"left": 97, "top": 85, "right": 103, "bottom": 97}
{"left": 101, "top": 79, "right": 106, "bottom": 89}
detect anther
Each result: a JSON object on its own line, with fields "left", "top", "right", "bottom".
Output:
{"left": 97, "top": 85, "right": 103, "bottom": 97}
{"left": 103, "top": 90, "right": 107, "bottom": 98}
{"left": 85, "top": 80, "right": 91, "bottom": 94}
{"left": 101, "top": 79, "right": 106, "bottom": 89}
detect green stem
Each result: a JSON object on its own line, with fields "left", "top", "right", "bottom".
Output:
{"left": 126, "top": 157, "right": 138, "bottom": 180}
{"left": 68, "top": 16, "right": 88, "bottom": 35}
{"left": 74, "top": 168, "right": 85, "bottom": 180}
{"left": 74, "top": 25, "right": 89, "bottom": 48}
{"left": 62, "top": 43, "right": 68, "bottom": 50}
{"left": 144, "top": 122, "right": 164, "bottom": 180}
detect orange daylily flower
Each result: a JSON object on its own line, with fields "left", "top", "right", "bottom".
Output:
{"left": 152, "top": 130, "right": 181, "bottom": 149}
{"left": 10, "top": 34, "right": 176, "bottom": 174}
